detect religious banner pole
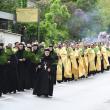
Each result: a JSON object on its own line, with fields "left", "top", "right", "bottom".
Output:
{"left": 13, "top": 10, "right": 17, "bottom": 33}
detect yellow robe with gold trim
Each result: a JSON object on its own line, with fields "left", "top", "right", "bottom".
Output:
{"left": 78, "top": 48, "right": 85, "bottom": 78}
{"left": 60, "top": 47, "right": 72, "bottom": 78}
{"left": 83, "top": 48, "right": 89, "bottom": 77}
{"left": 88, "top": 48, "right": 96, "bottom": 72}
{"left": 56, "top": 48, "right": 63, "bottom": 81}
{"left": 57, "top": 58, "right": 63, "bottom": 81}
{"left": 96, "top": 48, "right": 101, "bottom": 72}
{"left": 101, "top": 46, "right": 109, "bottom": 69}
{"left": 107, "top": 48, "right": 110, "bottom": 65}
{"left": 68, "top": 47, "right": 79, "bottom": 80}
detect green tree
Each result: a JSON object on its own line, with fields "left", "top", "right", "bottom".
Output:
{"left": 0, "top": 0, "right": 16, "bottom": 13}
{"left": 17, "top": 0, "right": 27, "bottom": 8}
{"left": 97, "top": 0, "right": 110, "bottom": 30}
{"left": 76, "top": 0, "right": 97, "bottom": 11}
{"left": 40, "top": 0, "right": 70, "bottom": 44}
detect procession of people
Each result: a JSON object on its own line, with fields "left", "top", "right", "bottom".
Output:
{"left": 56, "top": 41, "right": 110, "bottom": 82}
{"left": 0, "top": 39, "right": 110, "bottom": 98}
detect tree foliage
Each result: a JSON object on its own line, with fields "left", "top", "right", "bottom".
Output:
{"left": 17, "top": 0, "right": 27, "bottom": 8}
{"left": 40, "top": 0, "right": 70, "bottom": 44}
{"left": 0, "top": 0, "right": 110, "bottom": 42}
{"left": 0, "top": 0, "right": 16, "bottom": 13}
{"left": 76, "top": 0, "right": 97, "bottom": 11}
{"left": 97, "top": 0, "right": 110, "bottom": 30}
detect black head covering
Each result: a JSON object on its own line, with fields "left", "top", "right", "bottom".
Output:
{"left": 0, "top": 43, "right": 4, "bottom": 46}
{"left": 44, "top": 48, "right": 50, "bottom": 52}
{"left": 19, "top": 43, "right": 24, "bottom": 46}
{"left": 32, "top": 44, "right": 38, "bottom": 47}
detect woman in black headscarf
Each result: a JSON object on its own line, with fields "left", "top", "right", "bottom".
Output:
{"left": 33, "top": 48, "right": 54, "bottom": 97}
{"left": 0, "top": 43, "right": 6, "bottom": 97}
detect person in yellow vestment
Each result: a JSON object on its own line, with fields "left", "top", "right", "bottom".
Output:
{"left": 68, "top": 44, "right": 79, "bottom": 80}
{"left": 55, "top": 44, "right": 63, "bottom": 83}
{"left": 101, "top": 44, "right": 109, "bottom": 70}
{"left": 60, "top": 44, "right": 72, "bottom": 81}
{"left": 88, "top": 44, "right": 96, "bottom": 76}
{"left": 83, "top": 45, "right": 89, "bottom": 77}
{"left": 66, "top": 45, "right": 73, "bottom": 81}
{"left": 78, "top": 44, "right": 86, "bottom": 78}
{"left": 106, "top": 43, "right": 110, "bottom": 69}
{"left": 94, "top": 44, "right": 101, "bottom": 73}
{"left": 74, "top": 45, "right": 80, "bottom": 80}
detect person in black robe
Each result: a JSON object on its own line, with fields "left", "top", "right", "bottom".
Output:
{"left": 33, "top": 48, "right": 54, "bottom": 97}
{"left": 31, "top": 44, "right": 42, "bottom": 88}
{"left": 23, "top": 44, "right": 33, "bottom": 89}
{"left": 0, "top": 43, "right": 5, "bottom": 97}
{"left": 49, "top": 45, "right": 58, "bottom": 85}
{"left": 5, "top": 44, "right": 18, "bottom": 94}
{"left": 16, "top": 43, "right": 26, "bottom": 91}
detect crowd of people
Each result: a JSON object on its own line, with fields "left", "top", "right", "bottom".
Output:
{"left": 0, "top": 40, "right": 110, "bottom": 98}
{"left": 0, "top": 42, "right": 57, "bottom": 98}
{"left": 56, "top": 42, "right": 110, "bottom": 82}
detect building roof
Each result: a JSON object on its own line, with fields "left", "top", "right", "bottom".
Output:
{"left": 0, "top": 11, "right": 14, "bottom": 20}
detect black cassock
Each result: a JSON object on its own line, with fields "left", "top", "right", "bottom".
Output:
{"left": 0, "top": 49, "right": 6, "bottom": 96}
{"left": 16, "top": 49, "right": 26, "bottom": 91}
{"left": 16, "top": 50, "right": 30, "bottom": 91}
{"left": 0, "top": 64, "right": 4, "bottom": 96}
{"left": 6, "top": 53, "right": 18, "bottom": 93}
{"left": 24, "top": 58, "right": 32, "bottom": 89}
{"left": 31, "top": 50, "right": 41, "bottom": 88}
{"left": 33, "top": 55, "right": 54, "bottom": 97}
{"left": 50, "top": 50, "right": 58, "bottom": 84}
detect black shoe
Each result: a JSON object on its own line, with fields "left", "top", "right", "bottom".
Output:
{"left": 3, "top": 92, "right": 8, "bottom": 94}
{"left": 33, "top": 92, "right": 36, "bottom": 95}
{"left": 18, "top": 89, "right": 24, "bottom": 92}
{"left": 57, "top": 81, "right": 62, "bottom": 83}
{"left": 33, "top": 90, "right": 37, "bottom": 95}
{"left": 9, "top": 92, "right": 12, "bottom": 94}
{"left": 49, "top": 94, "right": 53, "bottom": 97}
{"left": 0, "top": 92, "right": 2, "bottom": 97}
{"left": 13, "top": 90, "right": 16, "bottom": 94}
{"left": 44, "top": 95, "right": 49, "bottom": 98}
{"left": 19, "top": 89, "right": 24, "bottom": 92}
{"left": 37, "top": 94, "right": 41, "bottom": 97}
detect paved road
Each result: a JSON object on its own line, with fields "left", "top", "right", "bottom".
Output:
{"left": 0, "top": 71, "right": 110, "bottom": 110}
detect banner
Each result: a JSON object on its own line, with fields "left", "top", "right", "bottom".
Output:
{"left": 16, "top": 8, "right": 38, "bottom": 22}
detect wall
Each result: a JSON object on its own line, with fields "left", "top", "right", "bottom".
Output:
{"left": 0, "top": 29, "right": 21, "bottom": 47}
